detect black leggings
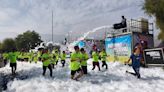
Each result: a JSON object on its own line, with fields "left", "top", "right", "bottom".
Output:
{"left": 43, "top": 64, "right": 52, "bottom": 77}
{"left": 102, "top": 61, "right": 108, "bottom": 69}
{"left": 56, "top": 60, "right": 58, "bottom": 65}
{"left": 61, "top": 60, "right": 65, "bottom": 67}
{"left": 10, "top": 63, "right": 17, "bottom": 74}
{"left": 92, "top": 62, "right": 101, "bottom": 71}
{"left": 132, "top": 67, "right": 140, "bottom": 78}
{"left": 82, "top": 66, "right": 87, "bottom": 74}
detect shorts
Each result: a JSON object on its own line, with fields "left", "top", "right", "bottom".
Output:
{"left": 81, "top": 66, "right": 87, "bottom": 74}
{"left": 71, "top": 68, "right": 82, "bottom": 76}
{"left": 10, "top": 63, "right": 17, "bottom": 67}
{"left": 93, "top": 62, "right": 99, "bottom": 66}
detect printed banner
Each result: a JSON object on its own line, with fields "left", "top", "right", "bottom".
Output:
{"left": 105, "top": 34, "right": 132, "bottom": 63}
{"left": 144, "top": 48, "right": 164, "bottom": 65}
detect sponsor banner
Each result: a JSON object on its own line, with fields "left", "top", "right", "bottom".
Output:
{"left": 144, "top": 48, "right": 164, "bottom": 65}
{"left": 105, "top": 34, "right": 132, "bottom": 63}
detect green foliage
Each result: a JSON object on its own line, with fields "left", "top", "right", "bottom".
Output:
{"left": 143, "top": 0, "right": 164, "bottom": 41}
{"left": 0, "top": 30, "right": 42, "bottom": 52}
{"left": 15, "top": 30, "right": 42, "bottom": 51}
{"left": 1, "top": 38, "right": 16, "bottom": 52}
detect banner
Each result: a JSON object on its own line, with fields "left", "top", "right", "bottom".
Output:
{"left": 105, "top": 34, "right": 132, "bottom": 63}
{"left": 133, "top": 33, "right": 154, "bottom": 50}
{"left": 144, "top": 48, "right": 164, "bottom": 66}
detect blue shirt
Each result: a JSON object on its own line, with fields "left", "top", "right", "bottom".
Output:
{"left": 130, "top": 54, "right": 142, "bottom": 68}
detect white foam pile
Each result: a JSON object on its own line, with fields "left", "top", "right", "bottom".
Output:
{"left": 1, "top": 59, "right": 164, "bottom": 92}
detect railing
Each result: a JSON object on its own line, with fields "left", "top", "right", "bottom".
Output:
{"left": 129, "top": 19, "right": 154, "bottom": 35}
{"left": 106, "top": 18, "right": 154, "bottom": 38}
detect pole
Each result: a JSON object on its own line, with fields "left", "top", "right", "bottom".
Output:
{"left": 52, "top": 10, "right": 54, "bottom": 42}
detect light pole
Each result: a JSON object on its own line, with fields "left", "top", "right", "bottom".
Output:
{"left": 52, "top": 10, "right": 54, "bottom": 43}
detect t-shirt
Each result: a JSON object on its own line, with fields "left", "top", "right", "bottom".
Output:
{"left": 99, "top": 51, "right": 107, "bottom": 61}
{"left": 130, "top": 54, "right": 142, "bottom": 68}
{"left": 37, "top": 51, "right": 42, "bottom": 59}
{"left": 70, "top": 52, "right": 81, "bottom": 71}
{"left": 24, "top": 52, "right": 30, "bottom": 59}
{"left": 55, "top": 52, "right": 59, "bottom": 61}
{"left": 49, "top": 53, "right": 55, "bottom": 64}
{"left": 8, "top": 52, "right": 17, "bottom": 63}
{"left": 60, "top": 53, "right": 66, "bottom": 60}
{"left": 33, "top": 53, "right": 38, "bottom": 62}
{"left": 18, "top": 52, "right": 23, "bottom": 59}
{"left": 80, "top": 53, "right": 89, "bottom": 66}
{"left": 41, "top": 53, "right": 51, "bottom": 66}
{"left": 92, "top": 51, "right": 99, "bottom": 62}
{"left": 53, "top": 52, "right": 59, "bottom": 62}
{"left": 29, "top": 52, "right": 34, "bottom": 61}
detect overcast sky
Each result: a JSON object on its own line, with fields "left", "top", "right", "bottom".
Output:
{"left": 0, "top": 0, "right": 160, "bottom": 44}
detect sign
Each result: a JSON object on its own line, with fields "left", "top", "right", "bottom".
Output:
{"left": 78, "top": 41, "right": 85, "bottom": 48}
{"left": 105, "top": 34, "right": 132, "bottom": 63}
{"left": 144, "top": 48, "right": 164, "bottom": 66}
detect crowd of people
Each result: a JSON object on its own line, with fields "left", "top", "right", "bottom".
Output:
{"left": 0, "top": 45, "right": 143, "bottom": 80}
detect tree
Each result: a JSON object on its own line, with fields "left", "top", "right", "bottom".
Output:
{"left": 15, "top": 30, "right": 42, "bottom": 51}
{"left": 2, "top": 38, "right": 16, "bottom": 52}
{"left": 143, "top": 0, "right": 164, "bottom": 41}
{"left": 0, "top": 42, "right": 2, "bottom": 52}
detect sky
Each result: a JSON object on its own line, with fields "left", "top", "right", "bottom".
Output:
{"left": 0, "top": 0, "right": 161, "bottom": 45}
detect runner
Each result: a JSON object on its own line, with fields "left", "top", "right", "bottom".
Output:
{"left": 125, "top": 48, "right": 143, "bottom": 78}
{"left": 8, "top": 49, "right": 18, "bottom": 75}
{"left": 99, "top": 49, "right": 108, "bottom": 69}
{"left": 37, "top": 50, "right": 42, "bottom": 63}
{"left": 55, "top": 50, "right": 59, "bottom": 65}
{"left": 29, "top": 51, "right": 34, "bottom": 63}
{"left": 33, "top": 52, "right": 38, "bottom": 63}
{"left": 2, "top": 52, "right": 8, "bottom": 65}
{"left": 41, "top": 49, "right": 53, "bottom": 77}
{"left": 60, "top": 51, "right": 66, "bottom": 67}
{"left": 51, "top": 53, "right": 55, "bottom": 69}
{"left": 70, "top": 46, "right": 83, "bottom": 80}
{"left": 80, "top": 48, "right": 89, "bottom": 74}
{"left": 92, "top": 49, "right": 101, "bottom": 71}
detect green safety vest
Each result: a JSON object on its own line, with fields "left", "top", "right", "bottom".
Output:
{"left": 70, "top": 52, "right": 81, "bottom": 71}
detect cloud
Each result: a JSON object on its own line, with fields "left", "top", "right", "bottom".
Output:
{"left": 0, "top": 0, "right": 160, "bottom": 45}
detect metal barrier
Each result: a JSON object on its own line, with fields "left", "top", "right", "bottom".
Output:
{"left": 105, "top": 18, "right": 154, "bottom": 38}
